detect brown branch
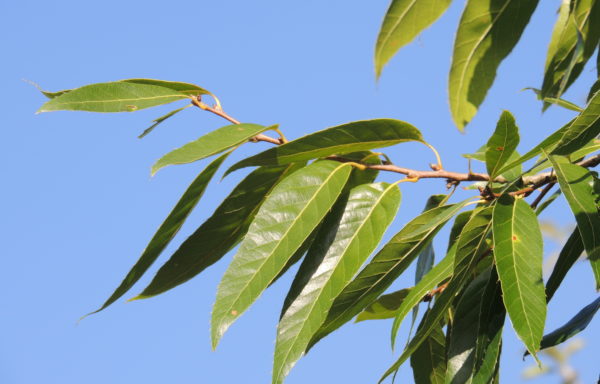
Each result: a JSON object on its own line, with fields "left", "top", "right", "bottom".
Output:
{"left": 194, "top": 100, "right": 600, "bottom": 193}
{"left": 530, "top": 182, "right": 556, "bottom": 210}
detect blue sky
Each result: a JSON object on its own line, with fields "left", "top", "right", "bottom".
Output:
{"left": 1, "top": 1, "right": 598, "bottom": 383}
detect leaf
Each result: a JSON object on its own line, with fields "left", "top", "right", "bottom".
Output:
{"left": 445, "top": 267, "right": 506, "bottom": 384}
{"left": 541, "top": 0, "right": 600, "bottom": 100}
{"left": 545, "top": 228, "right": 584, "bottom": 302}
{"left": 37, "top": 81, "right": 195, "bottom": 113}
{"left": 538, "top": 296, "right": 600, "bottom": 350}
{"left": 380, "top": 207, "right": 494, "bottom": 382}
{"left": 448, "top": 0, "right": 539, "bottom": 129}
{"left": 493, "top": 194, "right": 546, "bottom": 358}
{"left": 374, "top": 0, "right": 452, "bottom": 78}
{"left": 552, "top": 90, "right": 600, "bottom": 155}
{"left": 485, "top": 111, "right": 520, "bottom": 179}
{"left": 535, "top": 190, "right": 562, "bottom": 215}
{"left": 308, "top": 199, "right": 471, "bottom": 351}
{"left": 135, "top": 163, "right": 303, "bottom": 299}
{"left": 355, "top": 288, "right": 411, "bottom": 322}
{"left": 273, "top": 182, "right": 401, "bottom": 384}
{"left": 225, "top": 119, "right": 424, "bottom": 175}
{"left": 410, "top": 315, "right": 446, "bottom": 384}
{"left": 390, "top": 206, "right": 493, "bottom": 349}
{"left": 151, "top": 123, "right": 274, "bottom": 175}
{"left": 547, "top": 154, "right": 600, "bottom": 288}
{"left": 211, "top": 160, "right": 352, "bottom": 348}
{"left": 86, "top": 151, "right": 230, "bottom": 314}
{"left": 522, "top": 87, "right": 583, "bottom": 112}
{"left": 138, "top": 105, "right": 191, "bottom": 139}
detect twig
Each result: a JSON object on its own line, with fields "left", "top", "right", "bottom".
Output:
{"left": 530, "top": 182, "right": 556, "bottom": 210}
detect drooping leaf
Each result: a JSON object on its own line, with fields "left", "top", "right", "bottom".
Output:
{"left": 135, "top": 163, "right": 304, "bottom": 299}
{"left": 547, "top": 154, "right": 600, "bottom": 288}
{"left": 485, "top": 111, "right": 520, "bottom": 179}
{"left": 374, "top": 0, "right": 453, "bottom": 78}
{"left": 448, "top": 0, "right": 539, "bottom": 129}
{"left": 211, "top": 160, "right": 352, "bottom": 348}
{"left": 381, "top": 207, "right": 494, "bottom": 382}
{"left": 552, "top": 90, "right": 600, "bottom": 155}
{"left": 355, "top": 288, "right": 411, "bottom": 322}
{"left": 410, "top": 315, "right": 446, "bottom": 384}
{"left": 152, "top": 123, "right": 275, "bottom": 175}
{"left": 538, "top": 296, "right": 600, "bottom": 350}
{"left": 493, "top": 195, "right": 546, "bottom": 358}
{"left": 391, "top": 206, "right": 493, "bottom": 348}
{"left": 541, "top": 0, "right": 600, "bottom": 100}
{"left": 445, "top": 267, "right": 506, "bottom": 384}
{"left": 37, "top": 81, "right": 195, "bottom": 113}
{"left": 138, "top": 105, "right": 191, "bottom": 139}
{"left": 273, "top": 182, "right": 401, "bottom": 384}
{"left": 85, "top": 151, "right": 230, "bottom": 314}
{"left": 225, "top": 119, "right": 424, "bottom": 175}
{"left": 545, "top": 228, "right": 584, "bottom": 302}
{"left": 308, "top": 200, "right": 471, "bottom": 350}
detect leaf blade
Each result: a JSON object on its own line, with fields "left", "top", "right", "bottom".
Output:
{"left": 485, "top": 111, "right": 520, "bottom": 179}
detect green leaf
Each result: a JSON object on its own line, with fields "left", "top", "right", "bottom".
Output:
{"left": 485, "top": 111, "right": 520, "bottom": 179}
{"left": 151, "top": 123, "right": 274, "bottom": 175}
{"left": 355, "top": 288, "right": 411, "bottom": 322}
{"left": 535, "top": 190, "right": 562, "bottom": 215}
{"left": 410, "top": 315, "right": 446, "bottom": 384}
{"left": 374, "top": 0, "right": 452, "bottom": 78}
{"left": 138, "top": 105, "right": 191, "bottom": 139}
{"left": 225, "top": 119, "right": 424, "bottom": 175}
{"left": 448, "top": 0, "right": 539, "bottom": 129}
{"left": 547, "top": 154, "right": 600, "bottom": 288}
{"left": 445, "top": 267, "right": 506, "bottom": 384}
{"left": 273, "top": 182, "right": 401, "bottom": 384}
{"left": 391, "top": 206, "right": 493, "bottom": 349}
{"left": 211, "top": 160, "right": 352, "bottom": 348}
{"left": 541, "top": 0, "right": 600, "bottom": 100}
{"left": 493, "top": 195, "right": 546, "bottom": 358}
{"left": 552, "top": 90, "right": 600, "bottom": 155}
{"left": 86, "top": 151, "right": 230, "bottom": 314}
{"left": 380, "top": 207, "right": 494, "bottom": 382}
{"left": 538, "top": 296, "right": 600, "bottom": 350}
{"left": 545, "top": 228, "right": 584, "bottom": 302}
{"left": 37, "top": 81, "right": 195, "bottom": 113}
{"left": 523, "top": 87, "right": 583, "bottom": 112}
{"left": 308, "top": 199, "right": 471, "bottom": 351}
{"left": 135, "top": 163, "right": 303, "bottom": 299}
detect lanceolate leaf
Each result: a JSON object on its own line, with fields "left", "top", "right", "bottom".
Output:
{"left": 37, "top": 81, "right": 195, "bottom": 113}
{"left": 552, "top": 90, "right": 600, "bottom": 155}
{"left": 87, "top": 151, "right": 230, "bottom": 314}
{"left": 493, "top": 195, "right": 546, "bottom": 358}
{"left": 547, "top": 154, "right": 600, "bottom": 288}
{"left": 152, "top": 123, "right": 274, "bottom": 175}
{"left": 485, "top": 111, "right": 520, "bottom": 179}
{"left": 135, "top": 163, "right": 304, "bottom": 299}
{"left": 374, "top": 0, "right": 452, "bottom": 78}
{"left": 541, "top": 0, "right": 600, "bottom": 100}
{"left": 381, "top": 207, "right": 494, "bottom": 382}
{"left": 445, "top": 267, "right": 506, "bottom": 384}
{"left": 308, "top": 199, "right": 471, "bottom": 351}
{"left": 273, "top": 182, "right": 401, "bottom": 384}
{"left": 546, "top": 229, "right": 585, "bottom": 302}
{"left": 211, "top": 160, "right": 352, "bottom": 348}
{"left": 225, "top": 119, "right": 424, "bottom": 174}
{"left": 523, "top": 87, "right": 583, "bottom": 112}
{"left": 448, "top": 0, "right": 539, "bottom": 129}
{"left": 138, "top": 105, "right": 191, "bottom": 139}
{"left": 538, "top": 296, "right": 600, "bottom": 350}
{"left": 355, "top": 288, "right": 411, "bottom": 322}
{"left": 410, "top": 316, "right": 446, "bottom": 384}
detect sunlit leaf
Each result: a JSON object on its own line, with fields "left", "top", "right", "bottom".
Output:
{"left": 448, "top": 0, "right": 539, "bottom": 129}
{"left": 135, "top": 163, "right": 304, "bottom": 299}
{"left": 493, "top": 195, "right": 546, "bottom": 358}
{"left": 355, "top": 288, "right": 411, "bottom": 322}
{"left": 547, "top": 154, "right": 600, "bottom": 288}
{"left": 485, "top": 111, "right": 520, "bottom": 179}
{"left": 211, "top": 160, "right": 352, "bottom": 348}
{"left": 410, "top": 314, "right": 446, "bottom": 384}
{"left": 138, "top": 105, "right": 191, "bottom": 139}
{"left": 523, "top": 87, "right": 583, "bottom": 112}
{"left": 374, "top": 0, "right": 452, "bottom": 78}
{"left": 273, "top": 182, "right": 401, "bottom": 384}
{"left": 552, "top": 90, "right": 600, "bottom": 155}
{"left": 225, "top": 119, "right": 424, "bottom": 175}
